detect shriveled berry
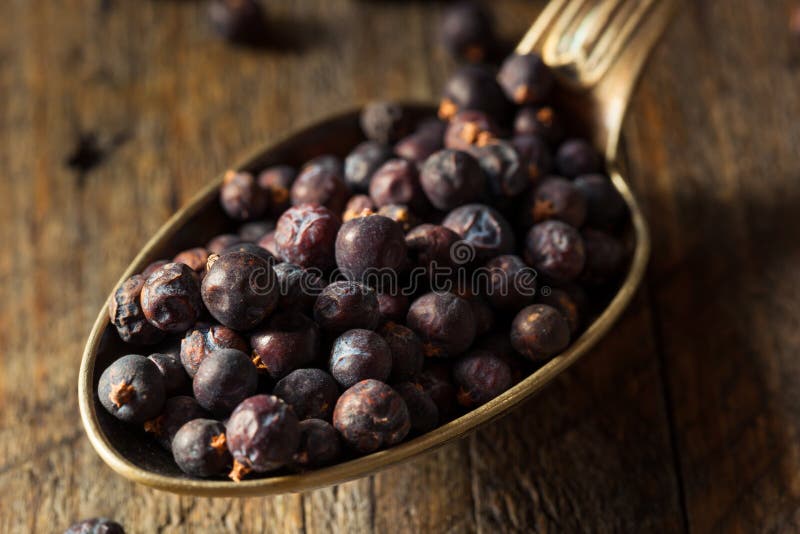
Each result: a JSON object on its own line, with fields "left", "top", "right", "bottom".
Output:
{"left": 181, "top": 323, "right": 249, "bottom": 377}
{"left": 98, "top": 354, "right": 166, "bottom": 423}
{"left": 273, "top": 262, "right": 325, "bottom": 313}
{"left": 453, "top": 350, "right": 512, "bottom": 407}
{"left": 220, "top": 170, "right": 269, "bottom": 221}
{"left": 144, "top": 395, "right": 207, "bottom": 450}
{"left": 65, "top": 518, "right": 125, "bottom": 534}
{"left": 474, "top": 140, "right": 527, "bottom": 198}
{"left": 172, "top": 419, "right": 231, "bottom": 478}
{"left": 293, "top": 419, "right": 342, "bottom": 469}
{"left": 333, "top": 379, "right": 410, "bottom": 453}
{"left": 440, "top": 0, "right": 496, "bottom": 63}
{"left": 524, "top": 220, "right": 586, "bottom": 282}
{"left": 193, "top": 349, "right": 258, "bottom": 416}
{"left": 442, "top": 203, "right": 515, "bottom": 259}
{"left": 201, "top": 250, "right": 278, "bottom": 331}
{"left": 539, "top": 286, "right": 585, "bottom": 336}
{"left": 369, "top": 158, "right": 427, "bottom": 211}
{"left": 258, "top": 231, "right": 279, "bottom": 257}
{"left": 420, "top": 149, "right": 485, "bottom": 211}
{"left": 512, "top": 133, "right": 553, "bottom": 183}
{"left": 290, "top": 156, "right": 348, "bottom": 213}
{"left": 394, "top": 382, "right": 438, "bottom": 433}
{"left": 275, "top": 203, "right": 340, "bottom": 270}
{"left": 515, "top": 106, "right": 564, "bottom": 145}
{"left": 238, "top": 221, "right": 274, "bottom": 243}
{"left": 555, "top": 138, "right": 601, "bottom": 178}
{"left": 108, "top": 274, "right": 165, "bottom": 345}
{"left": 208, "top": 0, "right": 267, "bottom": 45}
{"left": 148, "top": 351, "right": 190, "bottom": 395}
{"left": 250, "top": 312, "right": 319, "bottom": 380}
{"left": 376, "top": 292, "right": 409, "bottom": 323}
{"left": 335, "top": 215, "right": 407, "bottom": 281}
{"left": 345, "top": 141, "right": 393, "bottom": 193}
{"left": 142, "top": 259, "right": 169, "bottom": 279}
{"left": 226, "top": 395, "right": 300, "bottom": 479}
{"left": 206, "top": 234, "right": 242, "bottom": 255}
{"left": 273, "top": 368, "right": 339, "bottom": 421}
{"left": 485, "top": 254, "right": 537, "bottom": 312}
{"left": 258, "top": 165, "right": 296, "bottom": 217}
{"left": 444, "top": 110, "right": 499, "bottom": 152}
{"left": 378, "top": 322, "right": 424, "bottom": 382}
{"left": 173, "top": 247, "right": 210, "bottom": 275}
{"left": 360, "top": 101, "right": 411, "bottom": 144}
{"left": 580, "top": 229, "right": 625, "bottom": 284}
{"left": 140, "top": 263, "right": 203, "bottom": 333}
{"left": 524, "top": 176, "right": 587, "bottom": 227}
{"left": 314, "top": 281, "right": 380, "bottom": 334}
{"left": 222, "top": 241, "right": 274, "bottom": 263}
{"left": 416, "top": 365, "right": 457, "bottom": 418}
{"left": 329, "top": 329, "right": 392, "bottom": 388}
{"left": 394, "top": 121, "right": 445, "bottom": 164}
{"left": 573, "top": 174, "right": 627, "bottom": 228}
{"left": 497, "top": 53, "right": 554, "bottom": 105}
{"left": 405, "top": 224, "right": 461, "bottom": 275}
{"left": 343, "top": 194, "right": 376, "bottom": 222}
{"left": 439, "top": 64, "right": 511, "bottom": 123}
{"left": 407, "top": 292, "right": 476, "bottom": 357}
{"left": 510, "top": 304, "right": 570, "bottom": 361}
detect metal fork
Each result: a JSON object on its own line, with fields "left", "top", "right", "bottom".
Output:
{"left": 517, "top": 0, "right": 681, "bottom": 159}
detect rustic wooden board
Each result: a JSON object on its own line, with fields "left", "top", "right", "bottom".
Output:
{"left": 0, "top": 0, "right": 794, "bottom": 532}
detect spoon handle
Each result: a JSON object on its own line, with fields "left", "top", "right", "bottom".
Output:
{"left": 516, "top": 0, "right": 681, "bottom": 159}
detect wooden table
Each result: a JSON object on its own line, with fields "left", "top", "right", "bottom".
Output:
{"left": 1, "top": 1, "right": 798, "bottom": 532}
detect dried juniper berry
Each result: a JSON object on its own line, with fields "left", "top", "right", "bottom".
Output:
{"left": 394, "top": 121, "right": 446, "bottom": 165}
{"left": 512, "top": 133, "right": 553, "bottom": 184}
{"left": 406, "top": 292, "right": 476, "bottom": 358}
{"left": 222, "top": 241, "right": 274, "bottom": 263}
{"left": 108, "top": 274, "right": 165, "bottom": 345}
{"left": 444, "top": 110, "right": 500, "bottom": 152}
{"left": 573, "top": 174, "right": 627, "bottom": 229}
{"left": 290, "top": 156, "right": 349, "bottom": 213}
{"left": 439, "top": 64, "right": 511, "bottom": 123}
{"left": 510, "top": 304, "right": 570, "bottom": 361}
{"left": 377, "top": 204, "right": 420, "bottom": 233}
{"left": 98, "top": 354, "right": 166, "bottom": 423}
{"left": 416, "top": 365, "right": 457, "bottom": 419}
{"left": 142, "top": 259, "right": 169, "bottom": 279}
{"left": 250, "top": 311, "right": 319, "bottom": 380}
{"left": 258, "top": 230, "right": 279, "bottom": 257}
{"left": 378, "top": 322, "right": 424, "bottom": 382}
{"left": 226, "top": 394, "right": 300, "bottom": 480}
{"left": 453, "top": 350, "right": 512, "bottom": 407}
{"left": 206, "top": 234, "right": 242, "bottom": 255}
{"left": 343, "top": 194, "right": 375, "bottom": 222}
{"left": 420, "top": 149, "right": 485, "bottom": 211}
{"left": 258, "top": 164, "right": 296, "bottom": 217}
{"left": 394, "top": 382, "right": 438, "bottom": 433}
{"left": 360, "top": 101, "right": 412, "bottom": 144}
{"left": 329, "top": 329, "right": 393, "bottom": 388}
{"left": 208, "top": 0, "right": 267, "bottom": 45}
{"left": 193, "top": 348, "right": 258, "bottom": 416}
{"left": 369, "top": 158, "right": 427, "bottom": 211}
{"left": 148, "top": 351, "right": 190, "bottom": 395}
{"left": 314, "top": 281, "right": 380, "bottom": 334}
{"left": 474, "top": 140, "right": 528, "bottom": 198}
{"left": 523, "top": 176, "right": 587, "bottom": 228}
{"left": 515, "top": 105, "right": 564, "bottom": 145}
{"left": 333, "top": 379, "right": 410, "bottom": 453}
{"left": 344, "top": 140, "right": 393, "bottom": 193}
{"left": 467, "top": 296, "right": 494, "bottom": 336}
{"left": 335, "top": 215, "right": 407, "bottom": 281}
{"left": 201, "top": 250, "right": 278, "bottom": 331}
{"left": 173, "top": 247, "right": 210, "bottom": 275}
{"left": 580, "top": 229, "right": 625, "bottom": 285}
{"left": 144, "top": 395, "right": 207, "bottom": 450}
{"left": 440, "top": 0, "right": 496, "bottom": 63}
{"left": 376, "top": 292, "right": 409, "bottom": 323}
{"left": 273, "top": 368, "right": 339, "bottom": 421}
{"left": 275, "top": 203, "right": 340, "bottom": 270}
{"left": 172, "top": 419, "right": 231, "bottom": 478}
{"left": 220, "top": 170, "right": 269, "bottom": 221}
{"left": 442, "top": 203, "right": 515, "bottom": 259}
{"left": 405, "top": 224, "right": 461, "bottom": 274}
{"left": 273, "top": 262, "right": 325, "bottom": 313}
{"left": 524, "top": 220, "right": 586, "bottom": 282}
{"left": 485, "top": 254, "right": 537, "bottom": 312}
{"left": 238, "top": 221, "right": 274, "bottom": 243}
{"left": 539, "top": 285, "right": 586, "bottom": 336}
{"left": 141, "top": 263, "right": 203, "bottom": 333}
{"left": 180, "top": 323, "right": 249, "bottom": 377}
{"left": 65, "top": 518, "right": 125, "bottom": 534}
{"left": 293, "top": 418, "right": 342, "bottom": 469}
{"left": 555, "top": 138, "right": 601, "bottom": 178}
{"left": 498, "top": 53, "right": 554, "bottom": 105}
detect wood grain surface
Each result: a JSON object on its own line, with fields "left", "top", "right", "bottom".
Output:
{"left": 0, "top": 1, "right": 797, "bottom": 532}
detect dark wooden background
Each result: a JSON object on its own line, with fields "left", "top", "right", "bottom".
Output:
{"left": 1, "top": 1, "right": 799, "bottom": 532}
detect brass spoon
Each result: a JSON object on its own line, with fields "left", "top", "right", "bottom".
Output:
{"left": 79, "top": 0, "right": 678, "bottom": 496}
